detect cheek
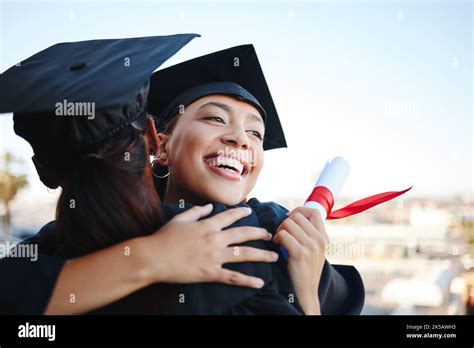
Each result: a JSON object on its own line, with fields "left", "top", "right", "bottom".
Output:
{"left": 253, "top": 151, "right": 264, "bottom": 175}
{"left": 246, "top": 151, "right": 264, "bottom": 185}
{"left": 167, "top": 129, "right": 208, "bottom": 171}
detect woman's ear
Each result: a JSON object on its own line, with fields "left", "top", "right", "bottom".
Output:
{"left": 156, "top": 133, "right": 170, "bottom": 166}
{"left": 147, "top": 118, "right": 170, "bottom": 166}
{"left": 146, "top": 118, "right": 160, "bottom": 155}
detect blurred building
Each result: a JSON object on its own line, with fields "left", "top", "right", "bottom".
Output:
{"left": 323, "top": 197, "right": 473, "bottom": 315}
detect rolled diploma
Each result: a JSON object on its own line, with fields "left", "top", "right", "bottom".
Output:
{"left": 280, "top": 157, "right": 350, "bottom": 261}
{"left": 303, "top": 156, "right": 351, "bottom": 220}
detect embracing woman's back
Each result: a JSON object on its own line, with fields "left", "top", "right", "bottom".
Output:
{"left": 53, "top": 123, "right": 177, "bottom": 314}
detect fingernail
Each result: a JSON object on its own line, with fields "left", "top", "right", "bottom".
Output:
{"left": 267, "top": 233, "right": 273, "bottom": 240}
{"left": 253, "top": 279, "right": 264, "bottom": 288}
{"left": 272, "top": 252, "right": 279, "bottom": 260}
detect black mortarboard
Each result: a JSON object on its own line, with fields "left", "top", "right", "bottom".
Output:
{"left": 147, "top": 44, "right": 287, "bottom": 151}
{"left": 0, "top": 34, "right": 199, "bottom": 170}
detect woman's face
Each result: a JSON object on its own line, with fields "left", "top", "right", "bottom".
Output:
{"left": 158, "top": 95, "right": 265, "bottom": 206}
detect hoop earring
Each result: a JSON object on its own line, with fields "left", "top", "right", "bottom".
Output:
{"left": 151, "top": 155, "right": 170, "bottom": 179}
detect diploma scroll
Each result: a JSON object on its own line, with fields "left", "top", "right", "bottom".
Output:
{"left": 279, "top": 156, "right": 411, "bottom": 261}
{"left": 303, "top": 156, "right": 350, "bottom": 220}
{"left": 279, "top": 156, "right": 349, "bottom": 261}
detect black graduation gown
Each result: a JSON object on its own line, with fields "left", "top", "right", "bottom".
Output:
{"left": 0, "top": 228, "right": 65, "bottom": 315}
{"left": 0, "top": 198, "right": 364, "bottom": 315}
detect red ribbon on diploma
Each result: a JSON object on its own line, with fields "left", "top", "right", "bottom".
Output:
{"left": 306, "top": 186, "right": 413, "bottom": 220}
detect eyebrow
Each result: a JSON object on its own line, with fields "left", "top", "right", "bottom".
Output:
{"left": 247, "top": 113, "right": 264, "bottom": 125}
{"left": 198, "top": 101, "right": 264, "bottom": 125}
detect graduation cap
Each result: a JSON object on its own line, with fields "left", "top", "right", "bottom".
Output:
{"left": 0, "top": 34, "right": 199, "bottom": 172}
{"left": 147, "top": 44, "right": 287, "bottom": 151}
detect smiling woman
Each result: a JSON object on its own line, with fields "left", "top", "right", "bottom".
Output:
{"left": 143, "top": 44, "right": 365, "bottom": 315}
{"left": 0, "top": 39, "right": 363, "bottom": 316}
{"left": 156, "top": 95, "right": 265, "bottom": 205}
{"left": 0, "top": 36, "right": 282, "bottom": 315}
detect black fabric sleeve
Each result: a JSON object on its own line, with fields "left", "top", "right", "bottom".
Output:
{"left": 0, "top": 221, "right": 65, "bottom": 315}
{"left": 0, "top": 254, "right": 65, "bottom": 315}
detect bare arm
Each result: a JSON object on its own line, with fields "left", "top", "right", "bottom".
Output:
{"left": 45, "top": 205, "right": 278, "bottom": 314}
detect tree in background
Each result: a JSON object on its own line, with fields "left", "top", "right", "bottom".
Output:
{"left": 0, "top": 152, "right": 28, "bottom": 239}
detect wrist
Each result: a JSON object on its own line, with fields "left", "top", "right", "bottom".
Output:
{"left": 296, "top": 283, "right": 321, "bottom": 315}
{"left": 299, "top": 296, "right": 321, "bottom": 315}
{"left": 127, "top": 236, "right": 156, "bottom": 286}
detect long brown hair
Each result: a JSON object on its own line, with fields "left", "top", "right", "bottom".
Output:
{"left": 55, "top": 121, "right": 161, "bottom": 258}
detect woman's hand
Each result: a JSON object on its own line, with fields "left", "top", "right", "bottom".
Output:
{"left": 273, "top": 207, "right": 329, "bottom": 315}
{"left": 138, "top": 204, "right": 278, "bottom": 289}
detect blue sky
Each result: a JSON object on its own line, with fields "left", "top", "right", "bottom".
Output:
{"left": 0, "top": 0, "right": 472, "bottom": 202}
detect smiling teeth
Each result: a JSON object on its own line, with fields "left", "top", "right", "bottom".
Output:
{"left": 208, "top": 157, "right": 244, "bottom": 175}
